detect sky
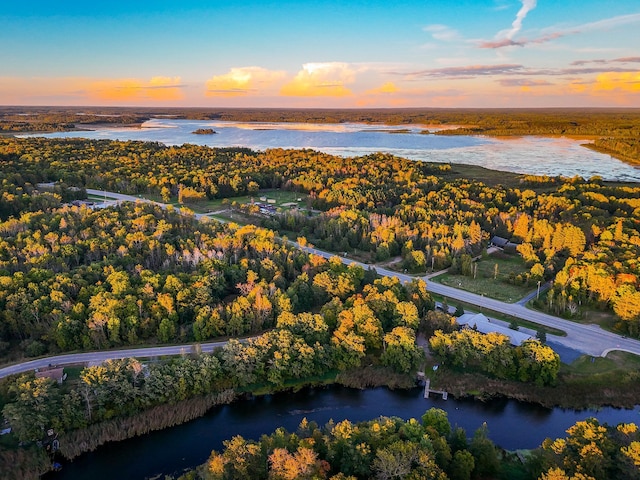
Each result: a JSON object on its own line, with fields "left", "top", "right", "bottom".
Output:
{"left": 1, "top": 0, "right": 639, "bottom": 108}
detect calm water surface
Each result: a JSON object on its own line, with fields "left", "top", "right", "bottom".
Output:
{"left": 47, "top": 386, "right": 640, "bottom": 480}
{"left": 32, "top": 119, "right": 640, "bottom": 182}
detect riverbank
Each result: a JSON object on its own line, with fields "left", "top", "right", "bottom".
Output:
{"left": 9, "top": 359, "right": 639, "bottom": 480}
{"left": 583, "top": 142, "right": 640, "bottom": 166}
{"left": 3, "top": 364, "right": 416, "bottom": 480}
{"left": 433, "top": 355, "right": 640, "bottom": 410}
{"left": 2, "top": 390, "right": 236, "bottom": 480}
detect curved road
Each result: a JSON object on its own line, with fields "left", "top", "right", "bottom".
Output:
{"left": 0, "top": 341, "right": 233, "bottom": 380}
{"left": 300, "top": 247, "right": 640, "bottom": 358}
{"left": 73, "top": 190, "right": 640, "bottom": 358}
{"left": 2, "top": 189, "right": 636, "bottom": 379}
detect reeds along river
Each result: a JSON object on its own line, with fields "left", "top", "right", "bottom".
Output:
{"left": 33, "top": 119, "right": 640, "bottom": 182}
{"left": 46, "top": 385, "right": 640, "bottom": 480}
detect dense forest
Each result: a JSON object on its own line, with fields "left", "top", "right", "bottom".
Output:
{"left": 2, "top": 107, "right": 640, "bottom": 163}
{"left": 0, "top": 134, "right": 575, "bottom": 478}
{"left": 1, "top": 137, "right": 638, "bottom": 337}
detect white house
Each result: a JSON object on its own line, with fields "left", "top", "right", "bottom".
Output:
{"left": 456, "top": 312, "right": 532, "bottom": 346}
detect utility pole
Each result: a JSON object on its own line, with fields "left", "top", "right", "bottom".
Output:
{"left": 537, "top": 280, "right": 541, "bottom": 300}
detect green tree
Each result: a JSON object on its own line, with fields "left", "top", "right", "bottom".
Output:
{"left": 381, "top": 327, "right": 424, "bottom": 374}
{"left": 2, "top": 376, "right": 61, "bottom": 442}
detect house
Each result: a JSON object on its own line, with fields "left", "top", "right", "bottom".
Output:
{"left": 456, "top": 312, "right": 532, "bottom": 346}
{"left": 35, "top": 366, "right": 66, "bottom": 384}
{"left": 489, "top": 236, "right": 519, "bottom": 253}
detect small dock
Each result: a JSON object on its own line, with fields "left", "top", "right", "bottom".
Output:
{"left": 424, "top": 379, "right": 448, "bottom": 400}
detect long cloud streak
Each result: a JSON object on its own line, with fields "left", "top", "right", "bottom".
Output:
{"left": 480, "top": 12, "right": 640, "bottom": 49}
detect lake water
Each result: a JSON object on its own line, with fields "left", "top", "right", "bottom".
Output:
{"left": 32, "top": 119, "right": 640, "bottom": 183}
{"left": 47, "top": 386, "right": 640, "bottom": 480}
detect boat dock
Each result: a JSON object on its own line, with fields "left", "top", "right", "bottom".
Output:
{"left": 424, "top": 378, "right": 448, "bottom": 400}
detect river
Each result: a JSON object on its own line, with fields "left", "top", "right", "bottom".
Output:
{"left": 46, "top": 385, "right": 640, "bottom": 480}
{"left": 29, "top": 119, "right": 640, "bottom": 183}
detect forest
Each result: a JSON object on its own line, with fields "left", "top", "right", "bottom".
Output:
{"left": 1, "top": 137, "right": 638, "bottom": 339}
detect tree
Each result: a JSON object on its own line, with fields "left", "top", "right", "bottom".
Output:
{"left": 2, "top": 376, "right": 61, "bottom": 442}
{"left": 469, "top": 423, "right": 499, "bottom": 479}
{"left": 517, "top": 339, "right": 560, "bottom": 386}
{"left": 449, "top": 450, "right": 475, "bottom": 480}
{"left": 614, "top": 285, "right": 640, "bottom": 325}
{"left": 421, "top": 408, "right": 451, "bottom": 437}
{"left": 160, "top": 186, "right": 171, "bottom": 203}
{"left": 268, "top": 447, "right": 326, "bottom": 480}
{"left": 537, "top": 329, "right": 548, "bottom": 343}
{"left": 513, "top": 213, "right": 530, "bottom": 241}
{"left": 381, "top": 327, "right": 424, "bottom": 374}
{"left": 372, "top": 441, "right": 417, "bottom": 480}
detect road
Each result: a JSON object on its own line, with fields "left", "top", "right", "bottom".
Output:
{"left": 5, "top": 188, "right": 630, "bottom": 375}
{"left": 0, "top": 341, "right": 231, "bottom": 379}
{"left": 88, "top": 190, "right": 640, "bottom": 357}
{"left": 300, "top": 246, "right": 640, "bottom": 358}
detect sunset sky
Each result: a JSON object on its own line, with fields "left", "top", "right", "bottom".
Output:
{"left": 2, "top": 0, "right": 639, "bottom": 108}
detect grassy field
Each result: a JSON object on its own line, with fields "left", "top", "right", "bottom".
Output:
{"left": 562, "top": 350, "right": 640, "bottom": 376}
{"left": 556, "top": 351, "right": 640, "bottom": 407}
{"left": 528, "top": 299, "right": 625, "bottom": 336}
{"left": 139, "top": 189, "right": 308, "bottom": 215}
{"left": 433, "top": 253, "right": 533, "bottom": 303}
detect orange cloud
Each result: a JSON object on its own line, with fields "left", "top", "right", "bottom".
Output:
{"left": 281, "top": 63, "right": 355, "bottom": 97}
{"left": 205, "top": 67, "right": 285, "bottom": 97}
{"left": 567, "top": 79, "right": 591, "bottom": 94}
{"left": 365, "top": 82, "right": 399, "bottom": 95}
{"left": 594, "top": 71, "right": 640, "bottom": 92}
{"left": 0, "top": 76, "right": 184, "bottom": 104}
{"left": 89, "top": 76, "right": 184, "bottom": 102}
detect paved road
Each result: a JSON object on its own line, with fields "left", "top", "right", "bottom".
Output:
{"left": 0, "top": 341, "right": 234, "bottom": 380}
{"left": 300, "top": 246, "right": 640, "bottom": 357}
{"left": 84, "top": 191, "right": 640, "bottom": 358}
{"left": 66, "top": 190, "right": 640, "bottom": 359}
{"left": 517, "top": 281, "right": 552, "bottom": 306}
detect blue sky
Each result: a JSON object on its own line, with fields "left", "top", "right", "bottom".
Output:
{"left": 2, "top": 0, "right": 639, "bottom": 107}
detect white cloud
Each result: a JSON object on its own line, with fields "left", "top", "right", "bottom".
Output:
{"left": 205, "top": 67, "right": 285, "bottom": 97}
{"left": 423, "top": 24, "right": 461, "bottom": 42}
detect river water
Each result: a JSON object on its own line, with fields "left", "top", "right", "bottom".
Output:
{"left": 32, "top": 119, "right": 640, "bottom": 182}
{"left": 47, "top": 385, "right": 640, "bottom": 480}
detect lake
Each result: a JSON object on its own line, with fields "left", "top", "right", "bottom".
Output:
{"left": 31, "top": 119, "right": 640, "bottom": 183}
{"left": 47, "top": 385, "right": 640, "bottom": 480}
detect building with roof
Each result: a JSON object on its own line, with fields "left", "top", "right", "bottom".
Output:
{"left": 456, "top": 312, "right": 532, "bottom": 346}
{"left": 35, "top": 366, "right": 66, "bottom": 384}
{"left": 489, "top": 236, "right": 519, "bottom": 253}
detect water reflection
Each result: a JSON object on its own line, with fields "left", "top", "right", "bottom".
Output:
{"left": 29, "top": 119, "right": 640, "bottom": 182}
{"left": 47, "top": 386, "right": 639, "bottom": 480}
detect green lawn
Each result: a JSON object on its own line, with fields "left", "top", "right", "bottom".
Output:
{"left": 527, "top": 300, "right": 625, "bottom": 335}
{"left": 434, "top": 253, "right": 533, "bottom": 303}
{"left": 139, "top": 189, "right": 308, "bottom": 215}
{"left": 561, "top": 350, "right": 640, "bottom": 376}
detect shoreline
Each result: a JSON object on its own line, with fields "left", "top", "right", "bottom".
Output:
{"left": 7, "top": 365, "right": 640, "bottom": 479}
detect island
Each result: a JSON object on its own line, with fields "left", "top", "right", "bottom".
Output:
{"left": 192, "top": 128, "right": 216, "bottom": 135}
